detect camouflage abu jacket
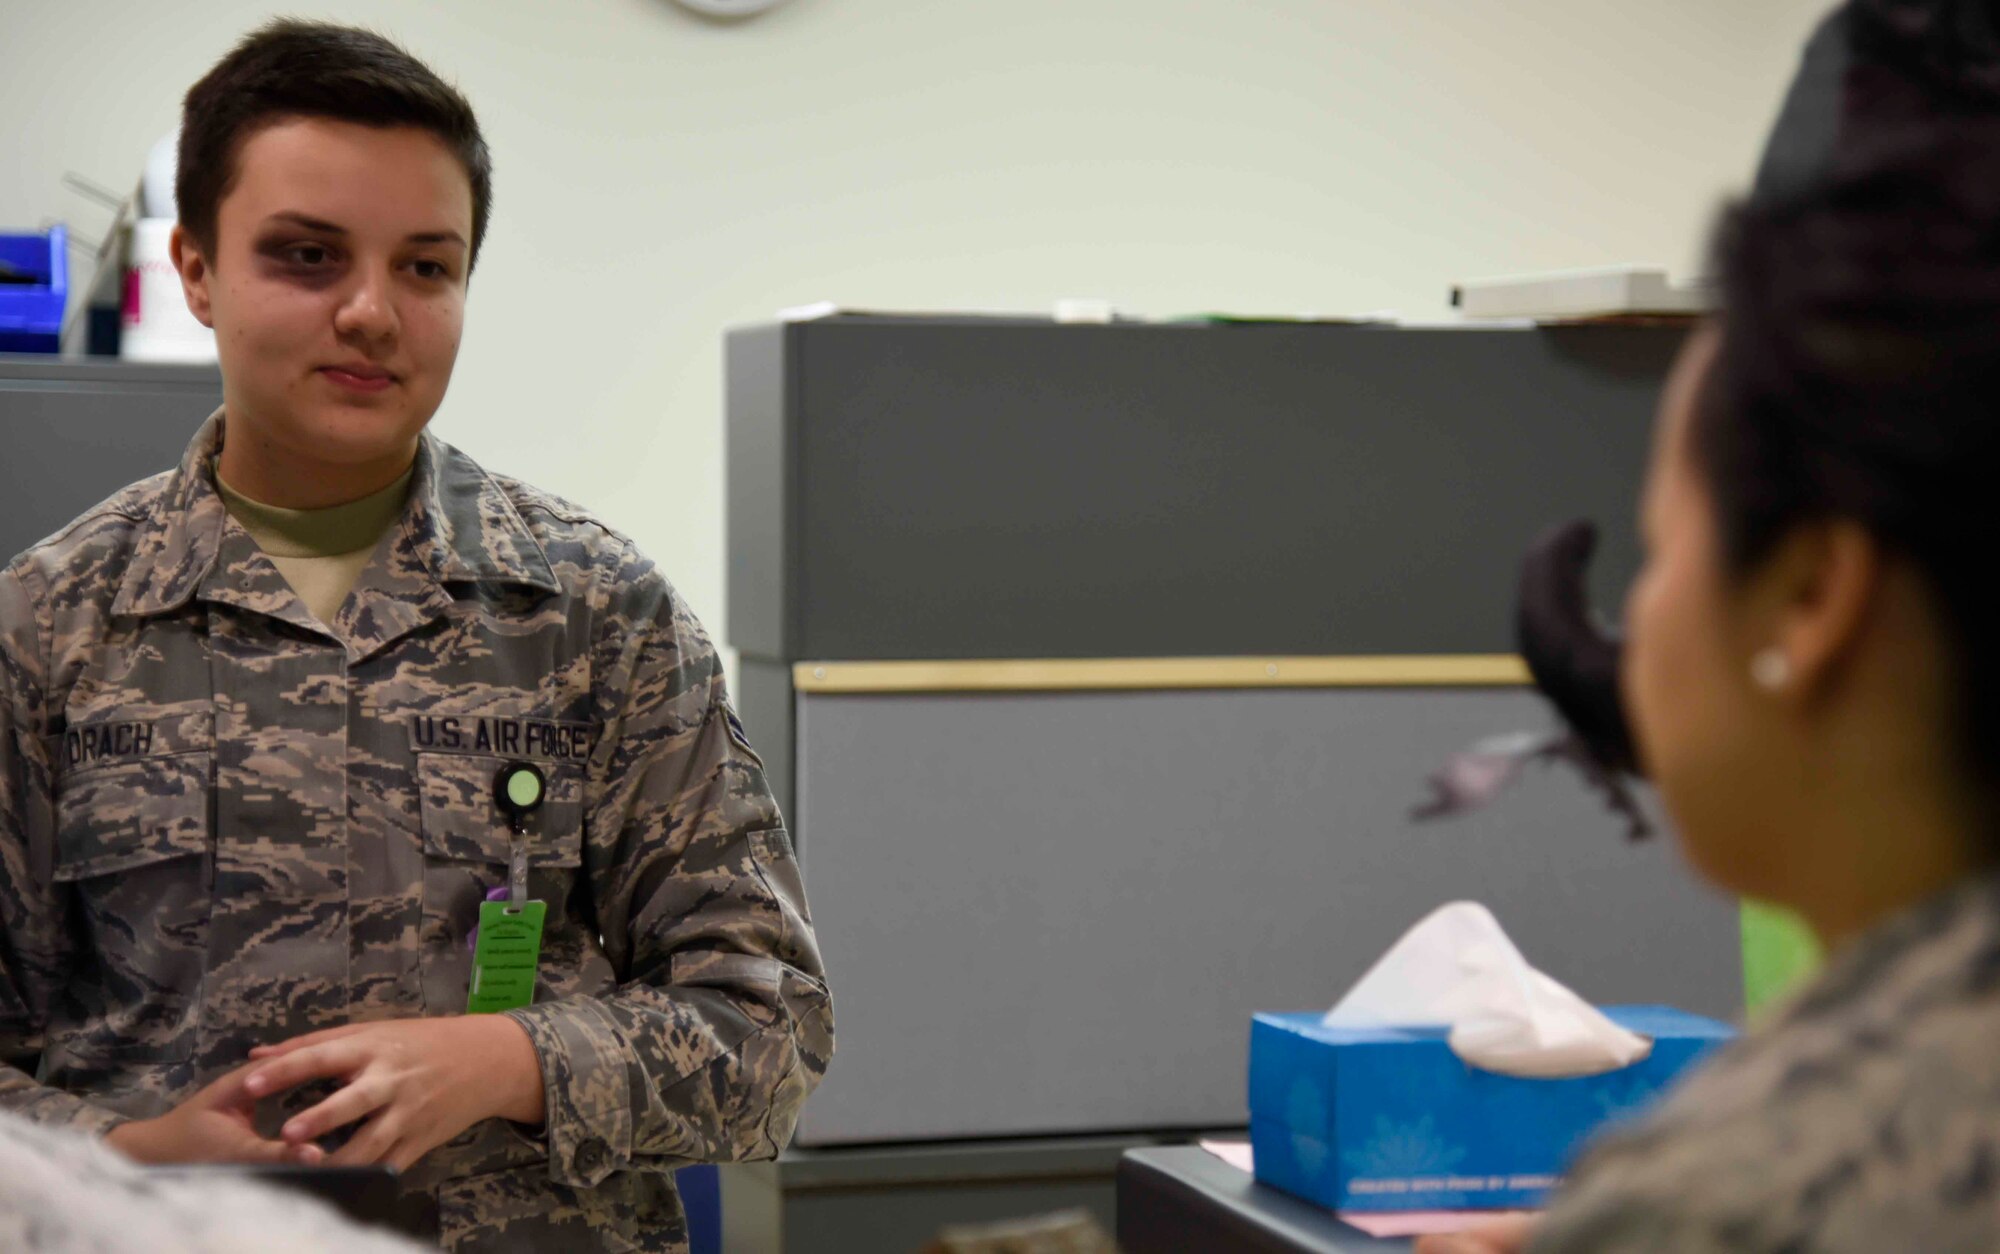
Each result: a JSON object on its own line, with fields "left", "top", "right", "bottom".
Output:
{"left": 1533, "top": 870, "right": 2000, "bottom": 1253}
{"left": 0, "top": 414, "right": 833, "bottom": 1252}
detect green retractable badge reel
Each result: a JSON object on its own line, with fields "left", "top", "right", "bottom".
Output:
{"left": 467, "top": 761, "right": 549, "bottom": 1014}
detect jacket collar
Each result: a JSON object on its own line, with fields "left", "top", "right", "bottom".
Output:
{"left": 111, "top": 411, "right": 559, "bottom": 632}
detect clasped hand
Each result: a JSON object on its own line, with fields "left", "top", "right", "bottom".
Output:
{"left": 1412, "top": 1216, "right": 1540, "bottom": 1254}
{"left": 106, "top": 1015, "right": 544, "bottom": 1171}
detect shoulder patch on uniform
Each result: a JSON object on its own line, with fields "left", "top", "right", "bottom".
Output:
{"left": 720, "top": 704, "right": 771, "bottom": 771}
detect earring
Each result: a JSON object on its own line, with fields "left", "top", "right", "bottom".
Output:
{"left": 1751, "top": 648, "right": 1791, "bottom": 691}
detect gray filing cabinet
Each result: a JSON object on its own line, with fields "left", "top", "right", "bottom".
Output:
{"left": 723, "top": 317, "right": 1739, "bottom": 1251}
{"left": 0, "top": 357, "right": 219, "bottom": 561}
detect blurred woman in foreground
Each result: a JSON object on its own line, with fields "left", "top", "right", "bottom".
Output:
{"left": 1427, "top": 121, "right": 2000, "bottom": 1253}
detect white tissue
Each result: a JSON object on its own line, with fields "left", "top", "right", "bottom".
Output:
{"left": 1321, "top": 901, "right": 1653, "bottom": 1078}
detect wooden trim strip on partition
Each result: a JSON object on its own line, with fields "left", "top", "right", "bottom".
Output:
{"left": 791, "top": 655, "right": 1532, "bottom": 694}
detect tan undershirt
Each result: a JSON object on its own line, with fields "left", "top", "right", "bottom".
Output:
{"left": 213, "top": 462, "right": 414, "bottom": 628}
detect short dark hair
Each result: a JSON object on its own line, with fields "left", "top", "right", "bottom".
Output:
{"left": 1697, "top": 120, "right": 2000, "bottom": 791}
{"left": 177, "top": 20, "right": 493, "bottom": 265}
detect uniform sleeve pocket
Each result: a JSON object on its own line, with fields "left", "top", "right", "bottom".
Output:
{"left": 417, "top": 752, "right": 584, "bottom": 867}
{"left": 669, "top": 949, "right": 782, "bottom": 994}
{"left": 52, "top": 756, "right": 211, "bottom": 881}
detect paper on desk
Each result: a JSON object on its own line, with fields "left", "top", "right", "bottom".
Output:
{"left": 1198, "top": 1140, "right": 1539, "bottom": 1237}
{"left": 1322, "top": 901, "right": 1652, "bottom": 1078}
{"left": 1198, "top": 1138, "right": 1255, "bottom": 1173}
{"left": 1338, "top": 1209, "right": 1539, "bottom": 1238}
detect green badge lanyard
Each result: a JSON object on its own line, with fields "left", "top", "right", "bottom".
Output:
{"left": 467, "top": 761, "right": 550, "bottom": 1015}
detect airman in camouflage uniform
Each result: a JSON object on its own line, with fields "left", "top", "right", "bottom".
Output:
{"left": 0, "top": 413, "right": 834, "bottom": 1251}
{"left": 1530, "top": 873, "right": 2000, "bottom": 1253}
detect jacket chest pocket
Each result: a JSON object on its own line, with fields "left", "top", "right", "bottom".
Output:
{"left": 52, "top": 754, "right": 214, "bottom": 1062}
{"left": 416, "top": 752, "right": 585, "bottom": 1014}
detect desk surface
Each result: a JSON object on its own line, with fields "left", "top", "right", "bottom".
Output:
{"left": 1116, "top": 1146, "right": 1411, "bottom": 1253}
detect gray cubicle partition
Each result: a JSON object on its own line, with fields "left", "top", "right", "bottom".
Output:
{"left": 792, "top": 684, "right": 1736, "bottom": 1146}
{"left": 727, "top": 316, "right": 1688, "bottom": 820}
{"left": 0, "top": 357, "right": 220, "bottom": 560}
{"left": 727, "top": 318, "right": 1682, "bottom": 663}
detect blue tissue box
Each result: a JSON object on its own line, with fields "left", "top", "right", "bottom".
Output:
{"left": 1248, "top": 1005, "right": 1734, "bottom": 1212}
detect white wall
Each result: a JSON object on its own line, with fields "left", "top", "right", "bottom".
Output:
{"left": 2, "top": 0, "right": 1834, "bottom": 649}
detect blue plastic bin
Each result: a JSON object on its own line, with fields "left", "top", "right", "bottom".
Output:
{"left": 0, "top": 226, "right": 68, "bottom": 354}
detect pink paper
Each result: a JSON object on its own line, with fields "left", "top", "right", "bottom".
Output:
{"left": 1194, "top": 1139, "right": 1536, "bottom": 1238}
{"left": 1197, "top": 1138, "right": 1255, "bottom": 1173}
{"left": 1337, "top": 1210, "right": 1538, "bottom": 1238}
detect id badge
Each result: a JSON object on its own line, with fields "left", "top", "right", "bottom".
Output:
{"left": 466, "top": 898, "right": 546, "bottom": 1014}
{"left": 468, "top": 760, "right": 551, "bottom": 1014}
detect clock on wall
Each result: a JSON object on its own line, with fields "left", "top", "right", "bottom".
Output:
{"left": 673, "top": 0, "right": 792, "bottom": 16}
